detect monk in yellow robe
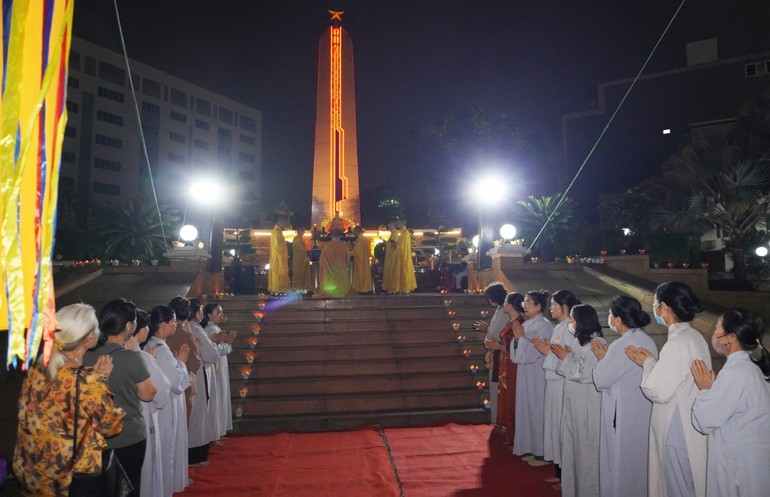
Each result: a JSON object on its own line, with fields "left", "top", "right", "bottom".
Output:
{"left": 391, "top": 218, "right": 417, "bottom": 293}
{"left": 291, "top": 228, "right": 313, "bottom": 291}
{"left": 318, "top": 230, "right": 351, "bottom": 298}
{"left": 268, "top": 217, "right": 290, "bottom": 294}
{"left": 351, "top": 226, "right": 372, "bottom": 293}
{"left": 381, "top": 222, "right": 397, "bottom": 293}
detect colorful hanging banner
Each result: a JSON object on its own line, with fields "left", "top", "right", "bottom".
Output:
{"left": 1, "top": 0, "right": 74, "bottom": 368}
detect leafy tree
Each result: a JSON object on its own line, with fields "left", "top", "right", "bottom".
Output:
{"left": 511, "top": 194, "right": 575, "bottom": 261}
{"left": 92, "top": 198, "right": 180, "bottom": 260}
{"left": 649, "top": 131, "right": 769, "bottom": 284}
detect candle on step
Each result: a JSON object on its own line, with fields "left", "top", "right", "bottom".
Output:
{"left": 483, "top": 399, "right": 490, "bottom": 409}
{"left": 475, "top": 381, "right": 486, "bottom": 391}
{"left": 451, "top": 322, "right": 461, "bottom": 331}
{"left": 245, "top": 352, "right": 255, "bottom": 364}
{"left": 258, "top": 301, "right": 266, "bottom": 310}
{"left": 463, "top": 349, "right": 472, "bottom": 358}
{"left": 456, "top": 335, "right": 465, "bottom": 344}
{"left": 480, "top": 310, "right": 489, "bottom": 318}
{"left": 447, "top": 310, "right": 456, "bottom": 318}
{"left": 443, "top": 299, "right": 452, "bottom": 308}
{"left": 235, "top": 406, "right": 244, "bottom": 418}
{"left": 247, "top": 337, "right": 258, "bottom": 349}
{"left": 251, "top": 324, "right": 261, "bottom": 335}
{"left": 240, "top": 367, "right": 252, "bottom": 380}
{"left": 469, "top": 364, "right": 479, "bottom": 374}
{"left": 239, "top": 387, "right": 249, "bottom": 398}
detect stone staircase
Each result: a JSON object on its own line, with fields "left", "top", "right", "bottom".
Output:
{"left": 222, "top": 293, "right": 492, "bottom": 434}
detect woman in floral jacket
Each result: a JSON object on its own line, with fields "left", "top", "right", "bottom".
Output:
{"left": 13, "top": 303, "right": 125, "bottom": 496}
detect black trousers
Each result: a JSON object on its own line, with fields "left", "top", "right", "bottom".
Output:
{"left": 113, "top": 439, "right": 146, "bottom": 497}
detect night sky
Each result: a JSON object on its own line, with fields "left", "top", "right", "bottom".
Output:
{"left": 73, "top": 0, "right": 770, "bottom": 225}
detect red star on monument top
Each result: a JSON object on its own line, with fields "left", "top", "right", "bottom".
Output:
{"left": 328, "top": 10, "right": 344, "bottom": 22}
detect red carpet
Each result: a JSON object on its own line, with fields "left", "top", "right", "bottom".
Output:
{"left": 384, "top": 424, "right": 560, "bottom": 497}
{"left": 183, "top": 426, "right": 399, "bottom": 497}
{"left": 181, "top": 424, "right": 560, "bottom": 497}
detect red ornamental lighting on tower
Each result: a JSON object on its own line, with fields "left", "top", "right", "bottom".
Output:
{"left": 311, "top": 10, "right": 361, "bottom": 226}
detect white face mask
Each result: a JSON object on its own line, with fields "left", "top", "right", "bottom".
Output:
{"left": 608, "top": 315, "right": 618, "bottom": 334}
{"left": 567, "top": 322, "right": 576, "bottom": 335}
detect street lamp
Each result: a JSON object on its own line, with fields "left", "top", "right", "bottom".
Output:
{"left": 471, "top": 176, "right": 506, "bottom": 269}
{"left": 189, "top": 178, "right": 225, "bottom": 273}
{"left": 756, "top": 246, "right": 769, "bottom": 257}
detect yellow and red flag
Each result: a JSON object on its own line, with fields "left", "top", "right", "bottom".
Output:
{"left": 1, "top": 0, "right": 74, "bottom": 368}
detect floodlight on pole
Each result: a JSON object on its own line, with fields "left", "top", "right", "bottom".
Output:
{"left": 471, "top": 175, "right": 506, "bottom": 270}
{"left": 189, "top": 177, "right": 226, "bottom": 273}
{"left": 756, "top": 246, "right": 769, "bottom": 257}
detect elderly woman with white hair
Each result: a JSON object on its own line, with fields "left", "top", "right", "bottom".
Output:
{"left": 13, "top": 303, "right": 125, "bottom": 496}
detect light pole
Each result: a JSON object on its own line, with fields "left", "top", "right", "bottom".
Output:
{"left": 471, "top": 177, "right": 506, "bottom": 270}
{"left": 190, "top": 179, "right": 225, "bottom": 273}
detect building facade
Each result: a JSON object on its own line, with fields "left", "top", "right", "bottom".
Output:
{"left": 561, "top": 39, "right": 770, "bottom": 221}
{"left": 61, "top": 37, "right": 262, "bottom": 233}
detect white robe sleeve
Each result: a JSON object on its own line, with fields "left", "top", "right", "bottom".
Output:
{"left": 593, "top": 339, "right": 629, "bottom": 390}
{"left": 691, "top": 363, "right": 743, "bottom": 434}
{"left": 557, "top": 340, "right": 602, "bottom": 384}
{"left": 640, "top": 340, "right": 689, "bottom": 404}
{"left": 141, "top": 351, "right": 170, "bottom": 410}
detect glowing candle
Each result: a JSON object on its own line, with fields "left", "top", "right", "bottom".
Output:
{"left": 447, "top": 310, "right": 456, "bottom": 318}
{"left": 443, "top": 299, "right": 452, "bottom": 308}
{"left": 247, "top": 337, "right": 258, "bottom": 349}
{"left": 456, "top": 335, "right": 465, "bottom": 344}
{"left": 452, "top": 322, "right": 461, "bottom": 331}
{"left": 239, "top": 387, "right": 249, "bottom": 398}
{"left": 251, "top": 324, "right": 261, "bottom": 335}
{"left": 480, "top": 310, "right": 489, "bottom": 318}
{"left": 240, "top": 367, "right": 252, "bottom": 380}
{"left": 463, "top": 349, "right": 472, "bottom": 358}
{"left": 245, "top": 352, "right": 255, "bottom": 364}
{"left": 469, "top": 364, "right": 479, "bottom": 374}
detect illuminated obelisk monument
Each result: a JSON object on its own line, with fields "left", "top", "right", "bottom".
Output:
{"left": 311, "top": 10, "right": 361, "bottom": 227}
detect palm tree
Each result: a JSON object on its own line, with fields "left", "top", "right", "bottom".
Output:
{"left": 92, "top": 198, "right": 180, "bottom": 260}
{"left": 511, "top": 194, "right": 575, "bottom": 261}
{"left": 650, "top": 131, "right": 769, "bottom": 284}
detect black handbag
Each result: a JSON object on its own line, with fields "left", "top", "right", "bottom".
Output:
{"left": 68, "top": 367, "right": 133, "bottom": 497}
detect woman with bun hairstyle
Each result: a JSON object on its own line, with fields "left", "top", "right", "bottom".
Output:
{"left": 147, "top": 305, "right": 191, "bottom": 495}
{"left": 83, "top": 298, "right": 156, "bottom": 497}
{"left": 483, "top": 291, "right": 526, "bottom": 445}
{"left": 690, "top": 309, "right": 770, "bottom": 497}
{"left": 592, "top": 296, "right": 658, "bottom": 497}
{"left": 553, "top": 304, "right": 604, "bottom": 497}
{"left": 531, "top": 289, "right": 580, "bottom": 481}
{"left": 625, "top": 281, "right": 711, "bottom": 497}
{"left": 511, "top": 289, "right": 553, "bottom": 461}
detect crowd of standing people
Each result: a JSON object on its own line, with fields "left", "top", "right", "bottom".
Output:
{"left": 13, "top": 296, "right": 236, "bottom": 497}
{"left": 268, "top": 214, "right": 416, "bottom": 297}
{"left": 478, "top": 280, "right": 770, "bottom": 497}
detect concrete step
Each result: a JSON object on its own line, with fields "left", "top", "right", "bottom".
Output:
{"left": 220, "top": 293, "right": 493, "bottom": 434}
{"left": 235, "top": 329, "right": 485, "bottom": 348}
{"left": 231, "top": 407, "right": 490, "bottom": 434}
{"left": 229, "top": 356, "right": 486, "bottom": 380}
{"left": 231, "top": 371, "right": 480, "bottom": 397}
{"left": 238, "top": 389, "right": 485, "bottom": 417}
